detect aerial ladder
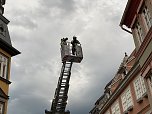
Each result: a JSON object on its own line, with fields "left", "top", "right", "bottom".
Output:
{"left": 45, "top": 37, "right": 83, "bottom": 114}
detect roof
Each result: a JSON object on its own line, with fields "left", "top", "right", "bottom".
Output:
{"left": 120, "top": 0, "right": 142, "bottom": 28}
{"left": 0, "top": 14, "right": 11, "bottom": 45}
{"left": 0, "top": 14, "right": 20, "bottom": 56}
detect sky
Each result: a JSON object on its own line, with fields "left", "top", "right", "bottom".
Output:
{"left": 3, "top": 0, "right": 134, "bottom": 114}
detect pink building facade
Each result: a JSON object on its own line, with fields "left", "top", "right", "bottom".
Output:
{"left": 90, "top": 0, "right": 152, "bottom": 114}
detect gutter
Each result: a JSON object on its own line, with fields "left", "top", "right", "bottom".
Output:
{"left": 120, "top": 25, "right": 132, "bottom": 34}
{"left": 120, "top": 0, "right": 133, "bottom": 34}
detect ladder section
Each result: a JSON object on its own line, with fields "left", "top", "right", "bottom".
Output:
{"left": 51, "top": 61, "right": 73, "bottom": 113}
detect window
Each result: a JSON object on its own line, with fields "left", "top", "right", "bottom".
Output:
{"left": 121, "top": 88, "right": 133, "bottom": 112}
{"left": 134, "top": 76, "right": 147, "bottom": 100}
{"left": 142, "top": 5, "right": 152, "bottom": 30}
{"left": 147, "top": 74, "right": 152, "bottom": 95}
{"left": 145, "top": 109, "right": 152, "bottom": 114}
{"left": 135, "top": 21, "right": 144, "bottom": 42}
{"left": 133, "top": 4, "right": 152, "bottom": 47}
{"left": 0, "top": 54, "right": 8, "bottom": 79}
{"left": 0, "top": 102, "right": 4, "bottom": 114}
{"left": 105, "top": 110, "right": 110, "bottom": 114}
{"left": 111, "top": 101, "right": 120, "bottom": 114}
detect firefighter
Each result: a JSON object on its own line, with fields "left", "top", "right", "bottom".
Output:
{"left": 71, "top": 36, "right": 80, "bottom": 55}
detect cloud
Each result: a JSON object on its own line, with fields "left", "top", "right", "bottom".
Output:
{"left": 11, "top": 14, "right": 37, "bottom": 29}
{"left": 2, "top": 0, "right": 135, "bottom": 114}
{"left": 40, "top": 0, "right": 76, "bottom": 11}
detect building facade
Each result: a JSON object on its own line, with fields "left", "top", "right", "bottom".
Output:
{"left": 90, "top": 0, "right": 152, "bottom": 114}
{"left": 0, "top": 1, "right": 20, "bottom": 114}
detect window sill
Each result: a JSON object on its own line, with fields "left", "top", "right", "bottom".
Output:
{"left": 127, "top": 105, "right": 133, "bottom": 111}
{"left": 0, "top": 77, "right": 11, "bottom": 84}
{"left": 123, "top": 110, "right": 128, "bottom": 114}
{"left": 142, "top": 92, "right": 148, "bottom": 98}
{"left": 137, "top": 97, "right": 143, "bottom": 103}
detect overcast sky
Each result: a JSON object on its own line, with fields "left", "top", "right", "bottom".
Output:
{"left": 4, "top": 0, "right": 134, "bottom": 114}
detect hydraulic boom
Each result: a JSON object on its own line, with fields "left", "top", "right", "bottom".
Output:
{"left": 45, "top": 37, "right": 83, "bottom": 114}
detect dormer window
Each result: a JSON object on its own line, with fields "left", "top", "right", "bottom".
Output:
{"left": 0, "top": 53, "right": 8, "bottom": 79}
{"left": 0, "top": 24, "right": 5, "bottom": 36}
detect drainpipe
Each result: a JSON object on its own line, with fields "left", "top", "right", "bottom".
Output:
{"left": 120, "top": 25, "right": 132, "bottom": 34}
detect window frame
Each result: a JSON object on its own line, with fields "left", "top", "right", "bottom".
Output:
{"left": 132, "top": 3, "right": 152, "bottom": 46}
{"left": 141, "top": 4, "right": 152, "bottom": 31}
{"left": 0, "top": 53, "right": 9, "bottom": 80}
{"left": 111, "top": 101, "right": 121, "bottom": 114}
{"left": 145, "top": 109, "right": 152, "bottom": 114}
{"left": 104, "top": 110, "right": 110, "bottom": 114}
{"left": 0, "top": 101, "right": 4, "bottom": 114}
{"left": 121, "top": 87, "right": 133, "bottom": 112}
{"left": 133, "top": 75, "right": 147, "bottom": 100}
{"left": 134, "top": 20, "right": 144, "bottom": 43}
{"left": 147, "top": 74, "right": 152, "bottom": 95}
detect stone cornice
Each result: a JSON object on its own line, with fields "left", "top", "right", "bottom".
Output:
{"left": 0, "top": 76, "right": 11, "bottom": 84}
{"left": 0, "top": 38, "right": 20, "bottom": 56}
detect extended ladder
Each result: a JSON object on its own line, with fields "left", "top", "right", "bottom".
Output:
{"left": 45, "top": 61, "right": 73, "bottom": 114}
{"left": 45, "top": 39, "right": 83, "bottom": 114}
